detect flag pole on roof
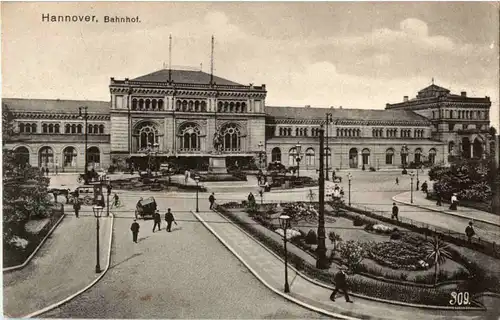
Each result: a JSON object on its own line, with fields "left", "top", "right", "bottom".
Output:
{"left": 210, "top": 35, "right": 214, "bottom": 84}
{"left": 169, "top": 34, "right": 172, "bottom": 82}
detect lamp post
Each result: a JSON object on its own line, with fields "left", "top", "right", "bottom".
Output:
{"left": 279, "top": 214, "right": 291, "bottom": 293}
{"left": 194, "top": 175, "right": 200, "bottom": 213}
{"left": 295, "top": 142, "right": 302, "bottom": 177}
{"left": 416, "top": 166, "right": 420, "bottom": 191}
{"left": 258, "top": 141, "right": 265, "bottom": 170}
{"left": 409, "top": 171, "right": 415, "bottom": 204}
{"left": 347, "top": 172, "right": 352, "bottom": 206}
{"left": 326, "top": 113, "right": 333, "bottom": 181}
{"left": 259, "top": 188, "right": 264, "bottom": 204}
{"left": 106, "top": 178, "right": 111, "bottom": 217}
{"left": 92, "top": 205, "right": 103, "bottom": 273}
{"left": 316, "top": 126, "right": 329, "bottom": 269}
{"left": 78, "top": 106, "right": 89, "bottom": 178}
{"left": 401, "top": 145, "right": 409, "bottom": 173}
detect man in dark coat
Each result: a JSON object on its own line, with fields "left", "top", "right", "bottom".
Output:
{"left": 209, "top": 193, "right": 216, "bottom": 210}
{"left": 465, "top": 221, "right": 475, "bottom": 243}
{"left": 330, "top": 267, "right": 353, "bottom": 303}
{"left": 130, "top": 219, "right": 140, "bottom": 243}
{"left": 73, "top": 200, "right": 81, "bottom": 218}
{"left": 391, "top": 203, "right": 399, "bottom": 221}
{"left": 152, "top": 210, "right": 161, "bottom": 232}
{"left": 165, "top": 208, "right": 176, "bottom": 232}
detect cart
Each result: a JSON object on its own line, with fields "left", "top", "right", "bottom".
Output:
{"left": 135, "top": 197, "right": 157, "bottom": 219}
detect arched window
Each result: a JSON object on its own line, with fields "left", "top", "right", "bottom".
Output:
{"left": 19, "top": 123, "right": 25, "bottom": 133}
{"left": 49, "top": 124, "right": 54, "bottom": 133}
{"left": 241, "top": 102, "right": 246, "bottom": 113}
{"left": 152, "top": 100, "right": 157, "bottom": 110}
{"left": 428, "top": 148, "right": 436, "bottom": 164}
{"left": 88, "top": 124, "right": 93, "bottom": 134}
{"left": 179, "top": 123, "right": 201, "bottom": 151}
{"left": 385, "top": 148, "right": 394, "bottom": 165}
{"left": 14, "top": 146, "right": 30, "bottom": 167}
{"left": 349, "top": 148, "right": 358, "bottom": 168}
{"left": 77, "top": 124, "right": 82, "bottom": 134}
{"left": 271, "top": 147, "right": 281, "bottom": 162}
{"left": 448, "top": 141, "right": 455, "bottom": 154}
{"left": 201, "top": 101, "right": 207, "bottom": 112}
{"left": 87, "top": 147, "right": 100, "bottom": 167}
{"left": 221, "top": 123, "right": 241, "bottom": 151}
{"left": 98, "top": 124, "right": 104, "bottom": 134}
{"left": 158, "top": 100, "right": 164, "bottom": 110}
{"left": 323, "top": 147, "right": 331, "bottom": 167}
{"left": 31, "top": 123, "right": 37, "bottom": 133}
{"left": 55, "top": 124, "right": 60, "bottom": 133}
{"left": 38, "top": 146, "right": 54, "bottom": 168}
{"left": 289, "top": 147, "right": 298, "bottom": 166}
{"left": 218, "top": 101, "right": 223, "bottom": 112}
{"left": 136, "top": 122, "right": 159, "bottom": 151}
{"left": 182, "top": 100, "right": 188, "bottom": 112}
{"left": 42, "top": 123, "right": 48, "bottom": 133}
{"left": 132, "top": 99, "right": 138, "bottom": 110}
{"left": 176, "top": 100, "right": 182, "bottom": 111}
{"left": 139, "top": 99, "right": 144, "bottom": 110}
{"left": 296, "top": 128, "right": 299, "bottom": 136}
{"left": 362, "top": 148, "right": 370, "bottom": 165}
{"left": 65, "top": 124, "right": 71, "bottom": 134}
{"left": 63, "top": 146, "right": 77, "bottom": 168}
{"left": 414, "top": 148, "right": 422, "bottom": 164}
{"left": 145, "top": 99, "right": 151, "bottom": 110}
{"left": 305, "top": 148, "right": 315, "bottom": 166}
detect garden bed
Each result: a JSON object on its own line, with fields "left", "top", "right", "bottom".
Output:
{"left": 216, "top": 202, "right": 482, "bottom": 307}
{"left": 111, "top": 177, "right": 207, "bottom": 192}
{"left": 3, "top": 204, "right": 64, "bottom": 268}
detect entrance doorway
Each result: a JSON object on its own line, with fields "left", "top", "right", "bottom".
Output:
{"left": 349, "top": 148, "right": 358, "bottom": 168}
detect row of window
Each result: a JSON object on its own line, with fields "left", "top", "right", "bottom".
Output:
{"left": 13, "top": 146, "right": 101, "bottom": 168}
{"left": 337, "top": 128, "right": 361, "bottom": 137}
{"left": 270, "top": 146, "right": 437, "bottom": 166}
{"left": 432, "top": 109, "right": 488, "bottom": 120}
{"left": 131, "top": 98, "right": 165, "bottom": 111}
{"left": 18, "top": 123, "right": 105, "bottom": 134}
{"left": 278, "top": 127, "right": 425, "bottom": 138}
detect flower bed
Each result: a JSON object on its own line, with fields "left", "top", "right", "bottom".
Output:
{"left": 216, "top": 205, "right": 478, "bottom": 307}
{"left": 369, "top": 241, "right": 430, "bottom": 271}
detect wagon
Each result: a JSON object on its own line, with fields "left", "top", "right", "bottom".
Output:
{"left": 135, "top": 197, "right": 158, "bottom": 219}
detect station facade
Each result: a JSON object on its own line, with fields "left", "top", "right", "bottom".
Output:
{"left": 3, "top": 68, "right": 493, "bottom": 172}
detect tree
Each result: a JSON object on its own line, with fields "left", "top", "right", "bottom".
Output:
{"left": 424, "top": 236, "right": 453, "bottom": 284}
{"left": 328, "top": 231, "right": 342, "bottom": 256}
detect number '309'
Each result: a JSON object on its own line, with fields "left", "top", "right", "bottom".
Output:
{"left": 449, "top": 291, "right": 470, "bottom": 306}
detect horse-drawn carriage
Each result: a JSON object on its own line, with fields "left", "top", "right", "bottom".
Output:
{"left": 135, "top": 197, "right": 157, "bottom": 219}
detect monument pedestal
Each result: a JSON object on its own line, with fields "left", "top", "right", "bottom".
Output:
{"left": 209, "top": 154, "right": 227, "bottom": 174}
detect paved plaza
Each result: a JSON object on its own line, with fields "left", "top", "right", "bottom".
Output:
{"left": 5, "top": 171, "right": 500, "bottom": 319}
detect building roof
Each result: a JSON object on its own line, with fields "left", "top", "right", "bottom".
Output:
{"left": 265, "top": 106, "right": 430, "bottom": 123}
{"left": 417, "top": 84, "right": 450, "bottom": 95}
{"left": 132, "top": 69, "right": 243, "bottom": 86}
{"left": 2, "top": 98, "right": 110, "bottom": 114}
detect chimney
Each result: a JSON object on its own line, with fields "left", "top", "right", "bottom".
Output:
{"left": 404, "top": 96, "right": 409, "bottom": 102}
{"left": 461, "top": 91, "right": 467, "bottom": 97}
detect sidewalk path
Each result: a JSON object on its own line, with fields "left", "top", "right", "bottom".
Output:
{"left": 394, "top": 191, "right": 500, "bottom": 227}
{"left": 193, "top": 202, "right": 489, "bottom": 320}
{"left": 3, "top": 211, "right": 112, "bottom": 318}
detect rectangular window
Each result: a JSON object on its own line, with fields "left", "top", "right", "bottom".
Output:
{"left": 115, "top": 95, "right": 124, "bottom": 109}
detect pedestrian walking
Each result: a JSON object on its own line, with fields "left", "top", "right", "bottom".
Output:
{"left": 465, "top": 221, "right": 475, "bottom": 243}
{"left": 45, "top": 167, "right": 49, "bottom": 176}
{"left": 416, "top": 180, "right": 420, "bottom": 191}
{"left": 330, "top": 266, "right": 353, "bottom": 303}
{"left": 165, "top": 208, "right": 176, "bottom": 232}
{"left": 152, "top": 210, "right": 162, "bottom": 232}
{"left": 73, "top": 200, "right": 81, "bottom": 218}
{"left": 113, "top": 193, "right": 120, "bottom": 207}
{"left": 248, "top": 192, "right": 256, "bottom": 205}
{"left": 436, "top": 192, "right": 442, "bottom": 206}
{"left": 421, "top": 181, "right": 428, "bottom": 193}
{"left": 395, "top": 177, "right": 399, "bottom": 185}
{"left": 391, "top": 202, "right": 399, "bottom": 221}
{"left": 130, "top": 219, "right": 140, "bottom": 243}
{"left": 450, "top": 193, "right": 458, "bottom": 211}
{"left": 209, "top": 192, "right": 216, "bottom": 210}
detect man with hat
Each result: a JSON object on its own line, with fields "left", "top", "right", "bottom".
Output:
{"left": 465, "top": 221, "right": 475, "bottom": 243}
{"left": 130, "top": 219, "right": 140, "bottom": 243}
{"left": 152, "top": 210, "right": 162, "bottom": 232}
{"left": 330, "top": 266, "right": 353, "bottom": 303}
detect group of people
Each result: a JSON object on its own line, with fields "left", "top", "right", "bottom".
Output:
{"left": 130, "top": 208, "right": 177, "bottom": 243}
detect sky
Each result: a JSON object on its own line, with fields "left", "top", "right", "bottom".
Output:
{"left": 2, "top": 2, "right": 499, "bottom": 129}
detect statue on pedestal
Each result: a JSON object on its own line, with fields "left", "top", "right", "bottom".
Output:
{"left": 213, "top": 130, "right": 223, "bottom": 154}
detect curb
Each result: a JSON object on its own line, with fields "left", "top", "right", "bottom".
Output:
{"left": 21, "top": 213, "right": 115, "bottom": 318}
{"left": 191, "top": 210, "right": 360, "bottom": 320}
{"left": 392, "top": 193, "right": 500, "bottom": 227}
{"left": 210, "top": 209, "right": 485, "bottom": 312}
{"left": 3, "top": 214, "right": 66, "bottom": 273}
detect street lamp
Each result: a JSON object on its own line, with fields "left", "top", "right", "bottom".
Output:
{"left": 258, "top": 141, "right": 265, "bottom": 170}
{"left": 194, "top": 175, "right": 200, "bottom": 213}
{"left": 106, "top": 178, "right": 111, "bottom": 217}
{"left": 409, "top": 171, "right": 415, "bottom": 204}
{"left": 78, "top": 106, "right": 89, "bottom": 178}
{"left": 279, "top": 214, "right": 291, "bottom": 293}
{"left": 295, "top": 142, "right": 302, "bottom": 177}
{"left": 92, "top": 205, "right": 104, "bottom": 273}
{"left": 416, "top": 166, "right": 420, "bottom": 191}
{"left": 326, "top": 113, "right": 333, "bottom": 181}
{"left": 347, "top": 173, "right": 352, "bottom": 206}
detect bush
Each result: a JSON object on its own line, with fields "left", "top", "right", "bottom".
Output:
{"left": 390, "top": 229, "right": 402, "bottom": 240}
{"left": 369, "top": 166, "right": 376, "bottom": 172}
{"left": 399, "top": 273, "right": 409, "bottom": 281}
{"left": 353, "top": 216, "right": 364, "bottom": 226}
{"left": 305, "top": 229, "right": 318, "bottom": 244}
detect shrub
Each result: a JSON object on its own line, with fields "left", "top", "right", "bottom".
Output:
{"left": 353, "top": 216, "right": 364, "bottom": 226}
{"left": 364, "top": 223, "right": 374, "bottom": 231}
{"left": 338, "top": 240, "right": 368, "bottom": 273}
{"left": 305, "top": 229, "right": 318, "bottom": 244}
{"left": 390, "top": 229, "right": 402, "bottom": 240}
{"left": 399, "top": 273, "right": 409, "bottom": 281}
